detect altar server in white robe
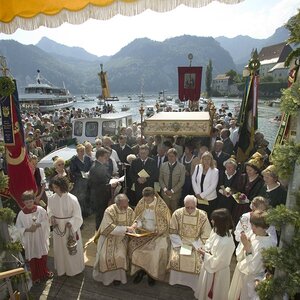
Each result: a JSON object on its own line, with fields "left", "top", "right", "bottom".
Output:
{"left": 48, "top": 176, "right": 85, "bottom": 276}
{"left": 194, "top": 208, "right": 235, "bottom": 300}
{"left": 16, "top": 190, "right": 52, "bottom": 283}
{"left": 228, "top": 210, "right": 276, "bottom": 300}
{"left": 234, "top": 196, "right": 277, "bottom": 245}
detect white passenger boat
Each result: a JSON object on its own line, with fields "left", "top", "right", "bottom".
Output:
{"left": 19, "top": 70, "right": 74, "bottom": 112}
{"left": 38, "top": 112, "right": 133, "bottom": 168}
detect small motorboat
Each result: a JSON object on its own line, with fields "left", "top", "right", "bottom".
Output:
{"left": 121, "top": 105, "right": 130, "bottom": 112}
{"left": 221, "top": 102, "right": 229, "bottom": 110}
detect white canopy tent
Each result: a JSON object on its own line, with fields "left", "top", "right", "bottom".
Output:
{"left": 0, "top": 0, "right": 243, "bottom": 34}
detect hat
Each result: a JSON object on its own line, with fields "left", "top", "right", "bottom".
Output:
{"left": 28, "top": 131, "right": 34, "bottom": 135}
{"left": 223, "top": 156, "right": 237, "bottom": 167}
{"left": 245, "top": 152, "right": 264, "bottom": 172}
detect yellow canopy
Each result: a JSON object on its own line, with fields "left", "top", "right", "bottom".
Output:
{"left": 0, "top": 0, "right": 243, "bottom": 34}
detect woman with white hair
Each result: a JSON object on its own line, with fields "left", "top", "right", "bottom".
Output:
{"left": 217, "top": 157, "right": 240, "bottom": 214}
{"left": 191, "top": 151, "right": 219, "bottom": 219}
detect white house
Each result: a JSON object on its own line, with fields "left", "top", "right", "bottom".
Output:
{"left": 258, "top": 42, "right": 293, "bottom": 79}
{"left": 212, "top": 74, "right": 230, "bottom": 94}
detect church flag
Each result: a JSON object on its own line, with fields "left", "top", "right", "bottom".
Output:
{"left": 272, "top": 65, "right": 299, "bottom": 147}
{"left": 178, "top": 66, "right": 202, "bottom": 102}
{"left": 236, "top": 73, "right": 259, "bottom": 163}
{"left": 0, "top": 79, "right": 37, "bottom": 208}
{"left": 98, "top": 64, "right": 110, "bottom": 99}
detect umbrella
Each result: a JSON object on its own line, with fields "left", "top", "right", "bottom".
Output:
{"left": 0, "top": 0, "right": 244, "bottom": 34}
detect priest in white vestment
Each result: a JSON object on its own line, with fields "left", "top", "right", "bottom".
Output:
{"left": 93, "top": 194, "right": 135, "bottom": 285}
{"left": 129, "top": 187, "right": 171, "bottom": 285}
{"left": 168, "top": 195, "right": 211, "bottom": 292}
{"left": 48, "top": 176, "right": 85, "bottom": 276}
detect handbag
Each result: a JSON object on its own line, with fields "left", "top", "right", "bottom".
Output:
{"left": 67, "top": 227, "right": 78, "bottom": 256}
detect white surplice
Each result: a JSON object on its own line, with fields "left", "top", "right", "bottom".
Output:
{"left": 234, "top": 212, "right": 278, "bottom": 245}
{"left": 16, "top": 206, "right": 50, "bottom": 260}
{"left": 47, "top": 192, "right": 85, "bottom": 276}
{"left": 194, "top": 230, "right": 235, "bottom": 300}
{"left": 228, "top": 233, "right": 276, "bottom": 300}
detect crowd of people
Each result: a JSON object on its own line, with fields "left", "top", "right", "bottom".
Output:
{"left": 10, "top": 105, "right": 288, "bottom": 300}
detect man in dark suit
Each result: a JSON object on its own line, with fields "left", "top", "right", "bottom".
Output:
{"left": 153, "top": 143, "right": 168, "bottom": 169}
{"left": 220, "top": 128, "right": 234, "bottom": 155}
{"left": 112, "top": 135, "right": 133, "bottom": 163}
{"left": 212, "top": 140, "right": 230, "bottom": 172}
{"left": 88, "top": 148, "right": 117, "bottom": 230}
{"left": 112, "top": 135, "right": 133, "bottom": 176}
{"left": 130, "top": 145, "right": 157, "bottom": 206}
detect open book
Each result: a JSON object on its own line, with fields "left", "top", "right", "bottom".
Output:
{"left": 197, "top": 197, "right": 209, "bottom": 206}
{"left": 180, "top": 244, "right": 192, "bottom": 256}
{"left": 138, "top": 169, "right": 150, "bottom": 178}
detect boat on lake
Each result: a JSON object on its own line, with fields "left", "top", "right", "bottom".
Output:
{"left": 81, "top": 95, "right": 96, "bottom": 102}
{"left": 199, "top": 97, "right": 208, "bottom": 104}
{"left": 19, "top": 70, "right": 74, "bottom": 113}
{"left": 221, "top": 101, "right": 229, "bottom": 110}
{"left": 121, "top": 105, "right": 130, "bottom": 111}
{"left": 38, "top": 112, "right": 133, "bottom": 168}
{"left": 105, "top": 96, "right": 119, "bottom": 101}
{"left": 145, "top": 105, "right": 155, "bottom": 117}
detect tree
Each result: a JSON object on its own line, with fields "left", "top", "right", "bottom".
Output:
{"left": 285, "top": 9, "right": 300, "bottom": 66}
{"left": 256, "top": 10, "right": 300, "bottom": 300}
{"left": 225, "top": 69, "right": 237, "bottom": 85}
{"left": 205, "top": 59, "right": 213, "bottom": 98}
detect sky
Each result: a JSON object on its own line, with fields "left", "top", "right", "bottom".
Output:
{"left": 0, "top": 0, "right": 299, "bottom": 57}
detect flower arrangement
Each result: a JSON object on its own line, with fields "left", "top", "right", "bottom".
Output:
{"left": 280, "top": 81, "right": 300, "bottom": 116}
{"left": 232, "top": 192, "right": 249, "bottom": 204}
{"left": 271, "top": 140, "right": 300, "bottom": 179}
{"left": 218, "top": 186, "right": 232, "bottom": 197}
{"left": 0, "top": 207, "right": 16, "bottom": 224}
{"left": 0, "top": 76, "right": 15, "bottom": 97}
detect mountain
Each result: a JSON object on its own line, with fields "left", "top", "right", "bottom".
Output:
{"left": 0, "top": 39, "right": 101, "bottom": 94}
{"left": 107, "top": 35, "right": 235, "bottom": 93}
{"left": 216, "top": 26, "right": 289, "bottom": 69}
{"left": 36, "top": 37, "right": 108, "bottom": 62}
{"left": 0, "top": 36, "right": 235, "bottom": 94}
{"left": 0, "top": 27, "right": 289, "bottom": 94}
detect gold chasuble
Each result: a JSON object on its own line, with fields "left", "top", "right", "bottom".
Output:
{"left": 168, "top": 207, "right": 211, "bottom": 274}
{"left": 94, "top": 204, "right": 135, "bottom": 274}
{"left": 128, "top": 195, "right": 171, "bottom": 281}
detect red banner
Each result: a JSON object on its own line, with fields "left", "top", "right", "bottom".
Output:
{"left": 178, "top": 66, "right": 202, "bottom": 102}
{"left": 1, "top": 82, "right": 37, "bottom": 208}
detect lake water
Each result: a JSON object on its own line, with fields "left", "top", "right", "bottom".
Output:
{"left": 73, "top": 95, "right": 281, "bottom": 149}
